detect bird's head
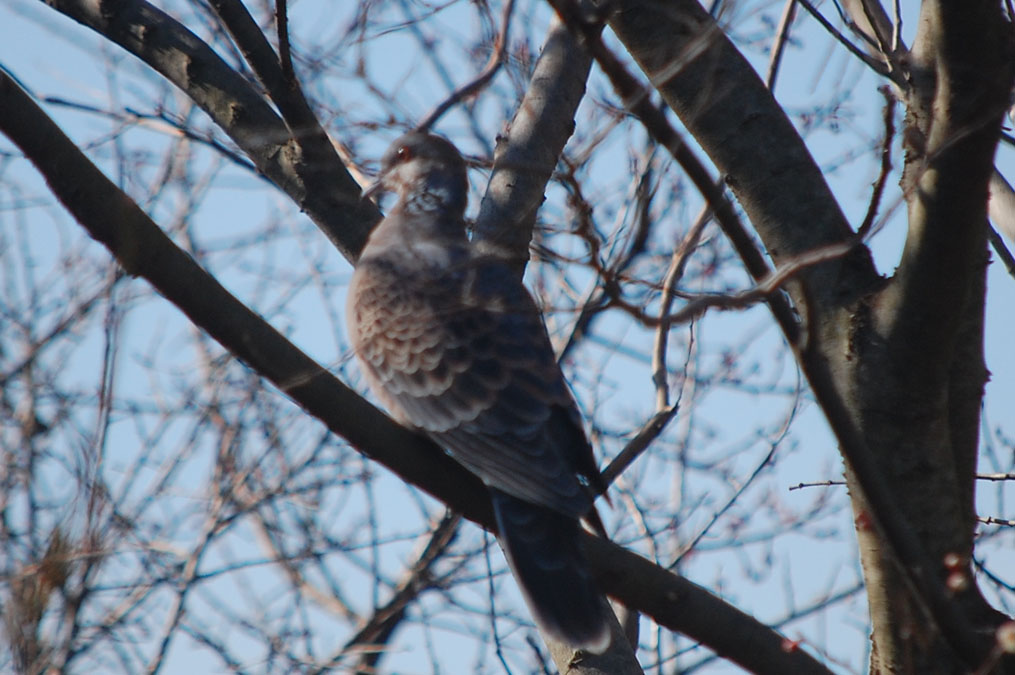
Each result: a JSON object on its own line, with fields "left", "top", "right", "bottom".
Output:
{"left": 363, "top": 132, "right": 469, "bottom": 216}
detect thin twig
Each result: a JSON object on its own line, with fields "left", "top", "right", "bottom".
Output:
{"left": 601, "top": 405, "right": 679, "bottom": 487}
{"left": 651, "top": 206, "right": 711, "bottom": 408}
{"left": 40, "top": 96, "right": 257, "bottom": 174}
{"left": 606, "top": 238, "right": 859, "bottom": 330}
{"left": 789, "top": 480, "right": 847, "bottom": 491}
{"left": 323, "top": 513, "right": 462, "bottom": 674}
{"left": 988, "top": 225, "right": 1015, "bottom": 279}
{"left": 974, "top": 557, "right": 1015, "bottom": 593}
{"left": 674, "top": 439, "right": 783, "bottom": 566}
{"left": 795, "top": 0, "right": 899, "bottom": 85}
{"left": 766, "top": 0, "right": 798, "bottom": 91}
{"left": 977, "top": 516, "right": 1015, "bottom": 527}
{"left": 858, "top": 86, "right": 896, "bottom": 239}
{"left": 416, "top": 0, "right": 516, "bottom": 131}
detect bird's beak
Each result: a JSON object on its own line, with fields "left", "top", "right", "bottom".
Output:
{"left": 361, "top": 178, "right": 384, "bottom": 200}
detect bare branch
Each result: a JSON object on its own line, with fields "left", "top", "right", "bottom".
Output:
{"left": 45, "top": 0, "right": 377, "bottom": 260}
{"left": 789, "top": 480, "right": 847, "bottom": 491}
{"left": 473, "top": 15, "right": 594, "bottom": 269}
{"left": 417, "top": 0, "right": 516, "bottom": 132}
{"left": 856, "top": 85, "right": 896, "bottom": 239}
{"left": 766, "top": 0, "right": 798, "bottom": 91}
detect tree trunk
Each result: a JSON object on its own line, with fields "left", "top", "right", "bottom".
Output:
{"left": 608, "top": 1, "right": 1014, "bottom": 671}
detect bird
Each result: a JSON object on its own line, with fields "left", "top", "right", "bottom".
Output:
{"left": 346, "top": 131, "right": 612, "bottom": 652}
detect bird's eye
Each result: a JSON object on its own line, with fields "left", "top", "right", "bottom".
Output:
{"left": 395, "top": 145, "right": 412, "bottom": 162}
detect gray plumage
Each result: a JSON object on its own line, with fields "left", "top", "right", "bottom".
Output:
{"left": 347, "top": 132, "right": 611, "bottom": 652}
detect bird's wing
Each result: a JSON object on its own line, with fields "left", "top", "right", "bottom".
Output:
{"left": 350, "top": 251, "right": 600, "bottom": 518}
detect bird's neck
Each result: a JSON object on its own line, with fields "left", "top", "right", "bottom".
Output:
{"left": 400, "top": 168, "right": 466, "bottom": 214}
{"left": 362, "top": 201, "right": 468, "bottom": 260}
{"left": 400, "top": 189, "right": 465, "bottom": 217}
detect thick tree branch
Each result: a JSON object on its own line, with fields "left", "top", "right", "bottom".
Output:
{"left": 43, "top": 0, "right": 378, "bottom": 260}
{"left": 473, "top": 15, "right": 594, "bottom": 273}
{"left": 584, "top": 536, "right": 834, "bottom": 675}
{"left": 606, "top": 0, "right": 881, "bottom": 316}
{"left": 844, "top": 7, "right": 1015, "bottom": 670}
{"left": 886, "top": 2, "right": 1013, "bottom": 379}
{"left": 207, "top": 0, "right": 319, "bottom": 139}
{"left": 0, "top": 62, "right": 478, "bottom": 518}
{"left": 201, "top": 0, "right": 357, "bottom": 255}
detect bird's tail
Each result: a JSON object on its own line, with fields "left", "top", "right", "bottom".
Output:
{"left": 490, "top": 489, "right": 612, "bottom": 653}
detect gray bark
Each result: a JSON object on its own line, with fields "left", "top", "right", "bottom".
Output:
{"left": 605, "top": 0, "right": 1014, "bottom": 671}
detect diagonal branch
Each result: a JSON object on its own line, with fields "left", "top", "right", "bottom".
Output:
{"left": 606, "top": 0, "right": 881, "bottom": 314}
{"left": 42, "top": 0, "right": 378, "bottom": 261}
{"left": 205, "top": 0, "right": 347, "bottom": 215}
{"left": 335, "top": 513, "right": 462, "bottom": 675}
{"left": 473, "top": 15, "right": 595, "bottom": 272}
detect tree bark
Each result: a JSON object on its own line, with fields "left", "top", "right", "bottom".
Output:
{"left": 606, "top": 1, "right": 1015, "bottom": 671}
{"left": 854, "top": 3, "right": 1013, "bottom": 672}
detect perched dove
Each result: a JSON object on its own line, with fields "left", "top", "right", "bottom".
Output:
{"left": 347, "top": 131, "right": 611, "bottom": 652}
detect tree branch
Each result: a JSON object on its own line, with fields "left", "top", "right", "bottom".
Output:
{"left": 606, "top": 0, "right": 881, "bottom": 316}
{"left": 43, "top": 0, "right": 378, "bottom": 261}
{"left": 885, "top": 1, "right": 1013, "bottom": 380}
{"left": 473, "top": 15, "right": 594, "bottom": 272}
